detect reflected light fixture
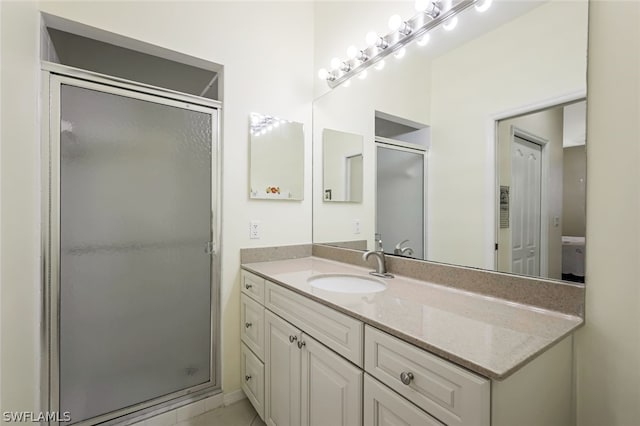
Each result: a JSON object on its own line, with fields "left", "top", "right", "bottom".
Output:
{"left": 250, "top": 113, "right": 289, "bottom": 136}
{"left": 475, "top": 0, "right": 492, "bottom": 12}
{"left": 443, "top": 16, "right": 458, "bottom": 31}
{"left": 319, "top": 0, "right": 481, "bottom": 89}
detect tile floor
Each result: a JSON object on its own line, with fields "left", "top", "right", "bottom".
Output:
{"left": 179, "top": 399, "right": 265, "bottom": 426}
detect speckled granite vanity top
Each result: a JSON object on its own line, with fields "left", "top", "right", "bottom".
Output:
{"left": 242, "top": 256, "right": 583, "bottom": 380}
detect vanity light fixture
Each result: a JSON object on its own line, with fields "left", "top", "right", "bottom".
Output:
{"left": 319, "top": 0, "right": 485, "bottom": 89}
{"left": 442, "top": 16, "right": 459, "bottom": 31}
{"left": 475, "top": 0, "right": 493, "bottom": 13}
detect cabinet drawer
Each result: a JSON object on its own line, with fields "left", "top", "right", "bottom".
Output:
{"left": 241, "top": 343, "right": 265, "bottom": 421}
{"left": 364, "top": 374, "right": 444, "bottom": 426}
{"left": 265, "top": 281, "right": 363, "bottom": 367}
{"left": 364, "top": 326, "right": 490, "bottom": 426}
{"left": 241, "top": 294, "right": 265, "bottom": 359}
{"left": 241, "top": 269, "right": 265, "bottom": 304}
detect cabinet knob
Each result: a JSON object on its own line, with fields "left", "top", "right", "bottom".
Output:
{"left": 245, "top": 283, "right": 253, "bottom": 289}
{"left": 297, "top": 340, "right": 306, "bottom": 349}
{"left": 289, "top": 335, "right": 298, "bottom": 343}
{"left": 245, "top": 375, "right": 252, "bottom": 382}
{"left": 400, "top": 371, "right": 414, "bottom": 385}
{"left": 245, "top": 322, "right": 252, "bottom": 328}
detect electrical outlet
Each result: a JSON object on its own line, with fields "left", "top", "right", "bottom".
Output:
{"left": 354, "top": 219, "right": 361, "bottom": 235}
{"left": 249, "top": 221, "right": 261, "bottom": 239}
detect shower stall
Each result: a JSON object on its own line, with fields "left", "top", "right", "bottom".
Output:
{"left": 42, "top": 65, "right": 221, "bottom": 425}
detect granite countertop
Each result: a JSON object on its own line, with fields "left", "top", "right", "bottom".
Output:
{"left": 242, "top": 256, "right": 583, "bottom": 381}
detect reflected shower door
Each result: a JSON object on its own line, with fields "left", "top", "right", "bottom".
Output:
{"left": 376, "top": 144, "right": 426, "bottom": 259}
{"left": 57, "top": 79, "right": 216, "bottom": 424}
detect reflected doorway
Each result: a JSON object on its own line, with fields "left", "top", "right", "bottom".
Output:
{"left": 496, "top": 100, "right": 586, "bottom": 282}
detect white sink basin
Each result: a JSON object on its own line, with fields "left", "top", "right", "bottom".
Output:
{"left": 308, "top": 274, "right": 387, "bottom": 294}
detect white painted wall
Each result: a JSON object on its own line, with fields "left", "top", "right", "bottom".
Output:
{"left": 0, "top": 0, "right": 314, "bottom": 416}
{"left": 428, "top": 0, "right": 587, "bottom": 269}
{"left": 0, "top": 0, "right": 42, "bottom": 418}
{"left": 576, "top": 1, "right": 640, "bottom": 424}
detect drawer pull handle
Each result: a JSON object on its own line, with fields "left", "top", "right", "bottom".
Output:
{"left": 245, "top": 283, "right": 253, "bottom": 289}
{"left": 400, "top": 372, "right": 414, "bottom": 385}
{"left": 245, "top": 375, "right": 252, "bottom": 382}
{"left": 297, "top": 340, "right": 306, "bottom": 349}
{"left": 245, "top": 322, "right": 252, "bottom": 328}
{"left": 289, "top": 335, "right": 298, "bottom": 343}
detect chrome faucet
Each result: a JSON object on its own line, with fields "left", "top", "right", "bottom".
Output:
{"left": 394, "top": 239, "right": 415, "bottom": 257}
{"left": 363, "top": 250, "right": 394, "bottom": 278}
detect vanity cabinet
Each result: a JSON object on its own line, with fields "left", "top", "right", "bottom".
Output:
{"left": 241, "top": 270, "right": 363, "bottom": 426}
{"left": 264, "top": 310, "right": 363, "bottom": 426}
{"left": 241, "top": 267, "right": 574, "bottom": 426}
{"left": 364, "top": 326, "right": 490, "bottom": 426}
{"left": 364, "top": 374, "right": 444, "bottom": 426}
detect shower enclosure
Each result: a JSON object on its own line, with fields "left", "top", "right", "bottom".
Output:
{"left": 42, "top": 66, "right": 221, "bottom": 425}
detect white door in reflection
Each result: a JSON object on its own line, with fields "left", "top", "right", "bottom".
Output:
{"left": 56, "top": 78, "right": 218, "bottom": 423}
{"left": 511, "top": 136, "right": 542, "bottom": 276}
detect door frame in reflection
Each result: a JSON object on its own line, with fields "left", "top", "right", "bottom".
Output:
{"left": 41, "top": 63, "right": 222, "bottom": 426}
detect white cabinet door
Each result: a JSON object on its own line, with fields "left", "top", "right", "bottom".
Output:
{"left": 241, "top": 343, "right": 265, "bottom": 420}
{"left": 300, "top": 334, "right": 363, "bottom": 426}
{"left": 265, "top": 310, "right": 301, "bottom": 426}
{"left": 364, "top": 374, "right": 444, "bottom": 426}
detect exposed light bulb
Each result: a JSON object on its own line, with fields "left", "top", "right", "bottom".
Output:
{"left": 443, "top": 16, "right": 458, "bottom": 31}
{"left": 475, "top": 0, "right": 492, "bottom": 13}
{"left": 330, "top": 57, "right": 341, "bottom": 70}
{"left": 358, "top": 70, "right": 368, "bottom": 80}
{"left": 267, "top": 124, "right": 273, "bottom": 131}
{"left": 388, "top": 14, "right": 402, "bottom": 31}
{"left": 318, "top": 68, "right": 329, "bottom": 80}
{"left": 394, "top": 47, "right": 406, "bottom": 59}
{"left": 273, "top": 121, "right": 280, "bottom": 128}
{"left": 365, "top": 31, "right": 379, "bottom": 47}
{"left": 417, "top": 33, "right": 431, "bottom": 46}
{"left": 343, "top": 80, "right": 351, "bottom": 88}
{"left": 415, "top": 0, "right": 429, "bottom": 11}
{"left": 346, "top": 45, "right": 358, "bottom": 59}
{"left": 375, "top": 60, "right": 386, "bottom": 71}
{"left": 260, "top": 129, "right": 267, "bottom": 135}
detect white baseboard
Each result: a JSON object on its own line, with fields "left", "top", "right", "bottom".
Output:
{"left": 223, "top": 389, "right": 246, "bottom": 406}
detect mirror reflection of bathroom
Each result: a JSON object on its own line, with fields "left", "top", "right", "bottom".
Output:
{"left": 312, "top": 0, "right": 589, "bottom": 284}
{"left": 374, "top": 112, "right": 430, "bottom": 259}
{"left": 249, "top": 113, "right": 304, "bottom": 200}
{"left": 322, "top": 128, "right": 364, "bottom": 203}
{"left": 496, "top": 100, "right": 586, "bottom": 282}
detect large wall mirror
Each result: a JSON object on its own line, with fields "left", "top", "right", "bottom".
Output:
{"left": 312, "top": 0, "right": 588, "bottom": 284}
{"left": 250, "top": 112, "right": 304, "bottom": 200}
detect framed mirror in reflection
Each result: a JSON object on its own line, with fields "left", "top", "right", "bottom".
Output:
{"left": 312, "top": 0, "right": 588, "bottom": 284}
{"left": 249, "top": 112, "right": 304, "bottom": 200}
{"left": 323, "top": 129, "right": 364, "bottom": 203}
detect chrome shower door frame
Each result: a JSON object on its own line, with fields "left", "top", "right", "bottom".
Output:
{"left": 41, "top": 63, "right": 222, "bottom": 426}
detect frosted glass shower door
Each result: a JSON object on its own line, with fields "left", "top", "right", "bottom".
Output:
{"left": 376, "top": 144, "right": 426, "bottom": 259}
{"left": 55, "top": 78, "right": 217, "bottom": 424}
